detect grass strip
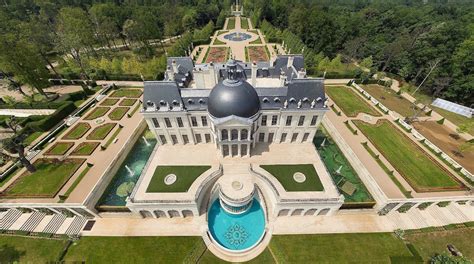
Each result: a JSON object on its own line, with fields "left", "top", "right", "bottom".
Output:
{"left": 60, "top": 164, "right": 93, "bottom": 201}
{"left": 103, "top": 125, "right": 123, "bottom": 149}
{"left": 362, "top": 142, "right": 412, "bottom": 198}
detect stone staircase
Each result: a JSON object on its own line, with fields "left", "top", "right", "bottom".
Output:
{"left": 0, "top": 209, "right": 22, "bottom": 229}
{"left": 19, "top": 212, "right": 45, "bottom": 232}
{"left": 42, "top": 214, "right": 67, "bottom": 234}
{"left": 65, "top": 216, "right": 87, "bottom": 236}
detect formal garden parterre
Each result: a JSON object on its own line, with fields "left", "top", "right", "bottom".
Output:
{"left": 326, "top": 86, "right": 381, "bottom": 117}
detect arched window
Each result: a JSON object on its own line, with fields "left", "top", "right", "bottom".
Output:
{"left": 231, "top": 129, "right": 238, "bottom": 140}
{"left": 221, "top": 129, "right": 228, "bottom": 140}
{"left": 241, "top": 129, "right": 248, "bottom": 140}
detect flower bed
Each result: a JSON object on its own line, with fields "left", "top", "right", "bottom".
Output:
{"left": 63, "top": 123, "right": 91, "bottom": 140}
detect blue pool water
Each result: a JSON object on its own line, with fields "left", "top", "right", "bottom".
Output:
{"left": 208, "top": 199, "right": 266, "bottom": 251}
{"left": 97, "top": 130, "right": 157, "bottom": 207}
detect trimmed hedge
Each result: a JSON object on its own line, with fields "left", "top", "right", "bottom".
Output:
{"left": 25, "top": 102, "right": 77, "bottom": 132}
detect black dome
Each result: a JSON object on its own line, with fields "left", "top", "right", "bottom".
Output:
{"left": 208, "top": 79, "right": 260, "bottom": 118}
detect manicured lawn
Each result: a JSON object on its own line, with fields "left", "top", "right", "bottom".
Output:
{"left": 363, "top": 84, "right": 426, "bottom": 118}
{"left": 198, "top": 248, "right": 276, "bottom": 263}
{"left": 226, "top": 17, "right": 235, "bottom": 30}
{"left": 62, "top": 164, "right": 93, "bottom": 199}
{"left": 63, "top": 123, "right": 91, "bottom": 140}
{"left": 108, "top": 107, "right": 130, "bottom": 121}
{"left": 146, "top": 165, "right": 211, "bottom": 193}
{"left": 260, "top": 164, "right": 324, "bottom": 192}
{"left": 249, "top": 37, "right": 262, "bottom": 44}
{"left": 0, "top": 235, "right": 67, "bottom": 263}
{"left": 86, "top": 123, "right": 116, "bottom": 140}
{"left": 71, "top": 142, "right": 100, "bottom": 156}
{"left": 326, "top": 86, "right": 381, "bottom": 117}
{"left": 110, "top": 89, "right": 143, "bottom": 98}
{"left": 119, "top": 98, "right": 137, "bottom": 106}
{"left": 240, "top": 17, "right": 249, "bottom": 29}
{"left": 4, "top": 158, "right": 85, "bottom": 197}
{"left": 269, "top": 233, "right": 413, "bottom": 263}
{"left": 44, "top": 142, "right": 74, "bottom": 156}
{"left": 84, "top": 107, "right": 110, "bottom": 120}
{"left": 405, "top": 228, "right": 474, "bottom": 261}
{"left": 353, "top": 119, "right": 463, "bottom": 191}
{"left": 432, "top": 106, "right": 474, "bottom": 135}
{"left": 212, "top": 38, "right": 226, "bottom": 45}
{"left": 100, "top": 98, "right": 119, "bottom": 106}
{"left": 24, "top": 131, "right": 43, "bottom": 146}
{"left": 64, "top": 236, "right": 203, "bottom": 263}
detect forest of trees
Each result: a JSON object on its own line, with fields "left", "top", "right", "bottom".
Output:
{"left": 245, "top": 0, "right": 473, "bottom": 106}
{"left": 0, "top": 0, "right": 472, "bottom": 106}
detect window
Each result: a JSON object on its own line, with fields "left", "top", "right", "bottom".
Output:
{"left": 205, "top": 134, "right": 211, "bottom": 143}
{"left": 261, "top": 115, "right": 267, "bottom": 126}
{"left": 285, "top": 116, "right": 292, "bottom": 126}
{"left": 291, "top": 133, "right": 298, "bottom": 142}
{"left": 191, "top": 116, "right": 198, "bottom": 127}
{"left": 182, "top": 135, "right": 189, "bottom": 144}
{"left": 231, "top": 129, "right": 238, "bottom": 140}
{"left": 195, "top": 134, "right": 202, "bottom": 143}
{"left": 268, "top": 133, "right": 274, "bottom": 143}
{"left": 176, "top": 117, "right": 184, "bottom": 127}
{"left": 171, "top": 135, "right": 178, "bottom": 144}
{"left": 271, "top": 115, "right": 278, "bottom": 125}
{"left": 201, "top": 116, "right": 208, "bottom": 126}
{"left": 152, "top": 118, "right": 160, "bottom": 128}
{"left": 164, "top": 118, "right": 172, "bottom": 128}
{"left": 298, "top": 116, "right": 305, "bottom": 126}
{"left": 259, "top": 133, "right": 265, "bottom": 142}
{"left": 310, "top": 115, "right": 318, "bottom": 126}
{"left": 241, "top": 129, "right": 248, "bottom": 140}
{"left": 159, "top": 135, "right": 167, "bottom": 144}
{"left": 221, "top": 129, "right": 228, "bottom": 140}
{"left": 303, "top": 133, "right": 310, "bottom": 142}
{"left": 281, "top": 133, "right": 287, "bottom": 142}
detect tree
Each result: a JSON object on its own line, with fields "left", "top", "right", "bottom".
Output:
{"left": 360, "top": 56, "right": 374, "bottom": 70}
{"left": 0, "top": 117, "right": 36, "bottom": 172}
{"left": 2, "top": 74, "right": 27, "bottom": 97}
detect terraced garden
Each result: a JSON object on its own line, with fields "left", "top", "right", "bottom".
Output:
{"left": 63, "top": 123, "right": 91, "bottom": 140}
{"left": 71, "top": 142, "right": 100, "bottom": 156}
{"left": 100, "top": 98, "right": 119, "bottom": 106}
{"left": 110, "top": 89, "right": 143, "bottom": 98}
{"left": 108, "top": 107, "right": 130, "bottom": 121}
{"left": 44, "top": 142, "right": 75, "bottom": 156}
{"left": 326, "top": 86, "right": 381, "bottom": 117}
{"left": 119, "top": 98, "right": 137, "bottom": 106}
{"left": 86, "top": 123, "right": 116, "bottom": 140}
{"left": 84, "top": 107, "right": 110, "bottom": 120}
{"left": 353, "top": 119, "right": 465, "bottom": 192}
{"left": 146, "top": 165, "right": 211, "bottom": 193}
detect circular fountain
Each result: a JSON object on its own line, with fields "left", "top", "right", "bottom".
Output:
{"left": 223, "top": 32, "right": 252, "bottom": 42}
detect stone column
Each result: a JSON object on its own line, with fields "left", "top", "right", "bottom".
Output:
{"left": 238, "top": 144, "right": 241, "bottom": 156}
{"left": 238, "top": 130, "right": 241, "bottom": 141}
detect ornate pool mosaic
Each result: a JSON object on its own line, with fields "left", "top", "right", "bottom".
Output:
{"left": 224, "top": 224, "right": 249, "bottom": 247}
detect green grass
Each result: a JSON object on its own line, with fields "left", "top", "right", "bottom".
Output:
{"left": 84, "top": 107, "right": 110, "bottom": 120}
{"left": 326, "top": 86, "right": 381, "bottom": 117}
{"left": 86, "top": 123, "right": 116, "bottom": 140}
{"left": 64, "top": 236, "right": 202, "bottom": 263}
{"left": 405, "top": 228, "right": 474, "bottom": 261}
{"left": 199, "top": 248, "right": 276, "bottom": 263}
{"left": 146, "top": 165, "right": 211, "bottom": 193}
{"left": 363, "top": 84, "right": 426, "bottom": 118}
{"left": 128, "top": 102, "right": 141, "bottom": 117}
{"left": 0, "top": 235, "right": 67, "bottom": 263}
{"left": 431, "top": 106, "right": 474, "bottom": 135}
{"left": 24, "top": 131, "right": 43, "bottom": 146}
{"left": 260, "top": 164, "right": 324, "bottom": 192}
{"left": 63, "top": 122, "right": 91, "bottom": 140}
{"left": 212, "top": 38, "right": 226, "bottom": 45}
{"left": 109, "top": 89, "right": 143, "bottom": 98}
{"left": 108, "top": 107, "right": 130, "bottom": 121}
{"left": 249, "top": 37, "right": 262, "bottom": 44}
{"left": 240, "top": 17, "right": 249, "bottom": 29}
{"left": 353, "top": 120, "right": 463, "bottom": 191}
{"left": 103, "top": 125, "right": 123, "bottom": 149}
{"left": 100, "top": 98, "right": 119, "bottom": 106}
{"left": 44, "top": 142, "right": 74, "bottom": 156}
{"left": 4, "top": 158, "right": 84, "bottom": 197}
{"left": 119, "top": 98, "right": 137, "bottom": 106}
{"left": 269, "top": 233, "right": 413, "bottom": 263}
{"left": 71, "top": 142, "right": 100, "bottom": 156}
{"left": 226, "top": 17, "right": 235, "bottom": 30}
{"left": 61, "top": 164, "right": 93, "bottom": 199}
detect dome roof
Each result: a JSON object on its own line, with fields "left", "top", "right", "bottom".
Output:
{"left": 208, "top": 79, "right": 260, "bottom": 118}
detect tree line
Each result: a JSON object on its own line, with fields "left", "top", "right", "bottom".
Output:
{"left": 245, "top": 0, "right": 474, "bottom": 106}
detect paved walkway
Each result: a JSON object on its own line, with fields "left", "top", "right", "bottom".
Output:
{"left": 0, "top": 109, "right": 55, "bottom": 117}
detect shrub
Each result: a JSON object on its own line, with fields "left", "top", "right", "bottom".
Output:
{"left": 26, "top": 102, "right": 77, "bottom": 132}
{"left": 437, "top": 117, "right": 445, "bottom": 124}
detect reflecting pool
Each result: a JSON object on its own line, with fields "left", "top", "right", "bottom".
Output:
{"left": 208, "top": 198, "right": 265, "bottom": 251}
{"left": 97, "top": 130, "right": 157, "bottom": 207}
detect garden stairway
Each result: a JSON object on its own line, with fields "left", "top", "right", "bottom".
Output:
{"left": 65, "top": 216, "right": 87, "bottom": 235}
{"left": 0, "top": 209, "right": 22, "bottom": 229}
{"left": 42, "top": 214, "right": 67, "bottom": 234}
{"left": 19, "top": 211, "right": 45, "bottom": 232}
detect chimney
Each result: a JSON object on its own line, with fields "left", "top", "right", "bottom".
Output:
{"left": 287, "top": 56, "right": 294, "bottom": 68}
{"left": 208, "top": 62, "right": 217, "bottom": 87}
{"left": 279, "top": 70, "right": 286, "bottom": 87}
{"left": 251, "top": 61, "right": 257, "bottom": 87}
{"left": 166, "top": 66, "right": 174, "bottom": 81}
{"left": 172, "top": 60, "right": 178, "bottom": 74}
{"left": 297, "top": 68, "right": 306, "bottom": 79}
